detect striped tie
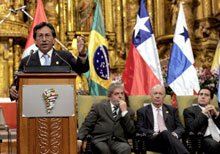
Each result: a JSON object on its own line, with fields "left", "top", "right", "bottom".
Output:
{"left": 113, "top": 106, "right": 118, "bottom": 118}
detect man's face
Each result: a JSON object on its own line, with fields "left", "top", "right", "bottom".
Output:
{"left": 198, "top": 89, "right": 212, "bottom": 107}
{"left": 151, "top": 85, "right": 166, "bottom": 107}
{"left": 34, "top": 26, "right": 55, "bottom": 54}
{"left": 109, "top": 87, "right": 125, "bottom": 106}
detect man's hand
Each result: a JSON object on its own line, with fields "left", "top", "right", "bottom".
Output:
{"left": 153, "top": 132, "right": 159, "bottom": 136}
{"left": 77, "top": 35, "right": 86, "bottom": 56}
{"left": 77, "top": 140, "right": 83, "bottom": 154}
{"left": 171, "top": 132, "right": 178, "bottom": 138}
{"left": 203, "top": 105, "right": 219, "bottom": 117}
{"left": 118, "top": 100, "right": 127, "bottom": 112}
{"left": 9, "top": 86, "right": 19, "bottom": 100}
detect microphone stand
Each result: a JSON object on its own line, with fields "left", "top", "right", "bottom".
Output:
{"left": 0, "top": 5, "right": 68, "bottom": 51}
{"left": 0, "top": 9, "right": 16, "bottom": 24}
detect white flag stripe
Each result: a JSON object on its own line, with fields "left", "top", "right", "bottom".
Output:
{"left": 169, "top": 66, "right": 200, "bottom": 95}
{"left": 173, "top": 5, "right": 194, "bottom": 64}
{"left": 137, "top": 35, "right": 163, "bottom": 84}
{"left": 22, "top": 44, "right": 38, "bottom": 58}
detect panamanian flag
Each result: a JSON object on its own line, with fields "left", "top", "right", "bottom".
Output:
{"left": 167, "top": 2, "right": 200, "bottom": 95}
{"left": 122, "top": 0, "right": 163, "bottom": 96}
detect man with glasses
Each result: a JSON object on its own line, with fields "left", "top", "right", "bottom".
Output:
{"left": 9, "top": 22, "right": 89, "bottom": 100}
{"left": 184, "top": 87, "right": 220, "bottom": 154}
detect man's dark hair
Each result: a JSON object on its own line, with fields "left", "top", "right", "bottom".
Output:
{"left": 199, "top": 86, "right": 214, "bottom": 99}
{"left": 33, "top": 22, "right": 56, "bottom": 40}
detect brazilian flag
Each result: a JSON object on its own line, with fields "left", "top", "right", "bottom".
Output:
{"left": 87, "top": 0, "right": 112, "bottom": 96}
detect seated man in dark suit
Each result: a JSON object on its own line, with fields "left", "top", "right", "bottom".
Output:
{"left": 136, "top": 84, "right": 189, "bottom": 154}
{"left": 184, "top": 87, "right": 220, "bottom": 154}
{"left": 77, "top": 83, "right": 136, "bottom": 154}
{"left": 9, "top": 22, "right": 89, "bottom": 100}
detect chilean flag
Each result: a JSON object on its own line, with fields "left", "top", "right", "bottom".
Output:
{"left": 122, "top": 0, "right": 163, "bottom": 96}
{"left": 167, "top": 2, "right": 200, "bottom": 95}
{"left": 22, "top": 0, "right": 48, "bottom": 58}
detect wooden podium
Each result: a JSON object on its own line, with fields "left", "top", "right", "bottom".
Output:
{"left": 17, "top": 73, "right": 77, "bottom": 154}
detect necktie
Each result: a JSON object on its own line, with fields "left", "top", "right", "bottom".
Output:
{"left": 43, "top": 54, "right": 50, "bottom": 66}
{"left": 157, "top": 108, "right": 167, "bottom": 132}
{"left": 208, "top": 118, "right": 220, "bottom": 142}
{"left": 113, "top": 106, "right": 118, "bottom": 118}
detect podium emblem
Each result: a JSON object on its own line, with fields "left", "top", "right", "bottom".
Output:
{"left": 43, "top": 88, "right": 58, "bottom": 113}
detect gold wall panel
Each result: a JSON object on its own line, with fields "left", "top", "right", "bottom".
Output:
{"left": 0, "top": 0, "right": 219, "bottom": 97}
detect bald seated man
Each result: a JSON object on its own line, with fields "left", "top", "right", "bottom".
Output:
{"left": 136, "top": 84, "right": 189, "bottom": 154}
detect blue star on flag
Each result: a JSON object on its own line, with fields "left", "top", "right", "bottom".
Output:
{"left": 180, "top": 26, "right": 189, "bottom": 42}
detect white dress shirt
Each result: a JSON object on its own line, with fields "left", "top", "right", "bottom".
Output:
{"left": 38, "top": 49, "right": 53, "bottom": 65}
{"left": 151, "top": 104, "right": 163, "bottom": 133}
{"left": 199, "top": 105, "right": 220, "bottom": 137}
{"left": 110, "top": 102, "right": 128, "bottom": 117}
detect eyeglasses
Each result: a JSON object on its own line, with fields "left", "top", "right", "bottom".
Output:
{"left": 36, "top": 33, "right": 53, "bottom": 39}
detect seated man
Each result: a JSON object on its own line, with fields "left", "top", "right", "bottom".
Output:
{"left": 136, "top": 84, "right": 189, "bottom": 154}
{"left": 77, "top": 83, "right": 136, "bottom": 154}
{"left": 184, "top": 87, "right": 220, "bottom": 154}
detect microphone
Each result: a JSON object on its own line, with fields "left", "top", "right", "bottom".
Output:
{"left": 26, "top": 50, "right": 34, "bottom": 66}
{"left": 54, "top": 52, "right": 73, "bottom": 71}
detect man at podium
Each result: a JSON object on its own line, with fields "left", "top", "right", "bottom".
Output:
{"left": 9, "top": 22, "right": 89, "bottom": 100}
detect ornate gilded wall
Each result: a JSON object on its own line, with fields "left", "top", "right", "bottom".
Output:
{"left": 0, "top": 0, "right": 219, "bottom": 97}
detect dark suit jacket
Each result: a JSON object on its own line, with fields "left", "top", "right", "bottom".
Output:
{"left": 10, "top": 49, "right": 89, "bottom": 100}
{"left": 136, "top": 104, "right": 185, "bottom": 138}
{"left": 11, "top": 49, "right": 89, "bottom": 86}
{"left": 18, "top": 49, "right": 89, "bottom": 74}
{"left": 77, "top": 101, "right": 136, "bottom": 144}
{"left": 183, "top": 105, "right": 220, "bottom": 134}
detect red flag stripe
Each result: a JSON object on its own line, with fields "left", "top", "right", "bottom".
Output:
{"left": 122, "top": 43, "right": 161, "bottom": 96}
{"left": 22, "top": 0, "right": 48, "bottom": 58}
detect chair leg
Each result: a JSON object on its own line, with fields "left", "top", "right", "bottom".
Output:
{"left": 197, "top": 133, "right": 203, "bottom": 154}
{"left": 141, "top": 135, "right": 146, "bottom": 154}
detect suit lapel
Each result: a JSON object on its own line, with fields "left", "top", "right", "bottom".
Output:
{"left": 115, "top": 110, "right": 122, "bottom": 121}
{"left": 194, "top": 105, "right": 202, "bottom": 113}
{"left": 51, "top": 50, "right": 62, "bottom": 66}
{"left": 103, "top": 101, "right": 115, "bottom": 121}
{"left": 162, "top": 105, "right": 169, "bottom": 122}
{"left": 146, "top": 105, "right": 154, "bottom": 127}
{"left": 29, "top": 51, "right": 41, "bottom": 66}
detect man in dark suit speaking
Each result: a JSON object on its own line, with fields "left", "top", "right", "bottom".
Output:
{"left": 184, "top": 87, "right": 220, "bottom": 154}
{"left": 9, "top": 22, "right": 89, "bottom": 100}
{"left": 77, "top": 83, "right": 136, "bottom": 154}
{"left": 136, "top": 84, "right": 189, "bottom": 154}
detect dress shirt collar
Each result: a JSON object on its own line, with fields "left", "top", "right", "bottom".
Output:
{"left": 110, "top": 101, "right": 118, "bottom": 112}
{"left": 198, "top": 105, "right": 205, "bottom": 111}
{"left": 151, "top": 103, "right": 162, "bottom": 111}
{"left": 38, "top": 49, "right": 53, "bottom": 59}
